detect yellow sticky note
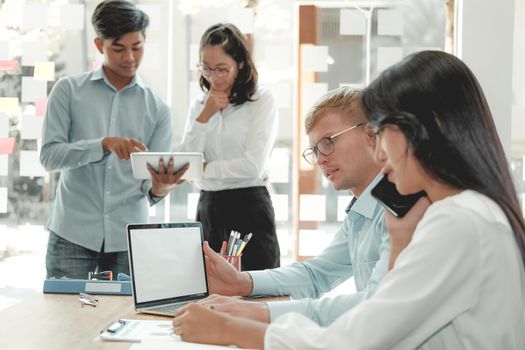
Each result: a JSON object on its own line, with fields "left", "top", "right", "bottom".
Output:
{"left": 0, "top": 97, "right": 19, "bottom": 114}
{"left": 34, "top": 61, "right": 55, "bottom": 81}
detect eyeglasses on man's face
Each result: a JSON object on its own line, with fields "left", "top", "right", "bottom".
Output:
{"left": 197, "top": 64, "right": 234, "bottom": 79}
{"left": 302, "top": 122, "right": 365, "bottom": 165}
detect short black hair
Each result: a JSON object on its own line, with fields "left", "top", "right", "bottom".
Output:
{"left": 91, "top": 0, "right": 149, "bottom": 41}
{"left": 199, "top": 23, "right": 257, "bottom": 106}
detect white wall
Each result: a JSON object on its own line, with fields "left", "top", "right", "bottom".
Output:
{"left": 458, "top": 0, "right": 515, "bottom": 155}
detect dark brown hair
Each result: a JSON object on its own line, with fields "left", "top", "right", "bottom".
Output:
{"left": 199, "top": 23, "right": 257, "bottom": 105}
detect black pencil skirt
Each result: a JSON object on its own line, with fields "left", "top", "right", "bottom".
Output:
{"left": 196, "top": 186, "right": 280, "bottom": 271}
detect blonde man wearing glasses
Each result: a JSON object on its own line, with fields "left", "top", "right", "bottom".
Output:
{"left": 174, "top": 86, "right": 390, "bottom": 328}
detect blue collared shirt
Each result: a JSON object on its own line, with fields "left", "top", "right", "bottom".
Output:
{"left": 40, "top": 67, "right": 172, "bottom": 252}
{"left": 250, "top": 174, "right": 389, "bottom": 326}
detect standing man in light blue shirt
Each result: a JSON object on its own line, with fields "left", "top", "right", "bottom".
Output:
{"left": 192, "top": 87, "right": 389, "bottom": 326}
{"left": 40, "top": 0, "right": 185, "bottom": 279}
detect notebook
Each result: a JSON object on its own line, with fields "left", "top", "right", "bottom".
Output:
{"left": 126, "top": 222, "right": 209, "bottom": 316}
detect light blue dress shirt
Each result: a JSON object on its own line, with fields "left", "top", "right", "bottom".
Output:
{"left": 250, "top": 174, "right": 389, "bottom": 326}
{"left": 40, "top": 68, "right": 172, "bottom": 252}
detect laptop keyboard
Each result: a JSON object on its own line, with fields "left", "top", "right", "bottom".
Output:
{"left": 150, "top": 301, "right": 192, "bottom": 313}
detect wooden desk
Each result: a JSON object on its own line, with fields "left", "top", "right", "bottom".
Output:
{"left": 0, "top": 294, "right": 168, "bottom": 350}
{"left": 0, "top": 293, "right": 288, "bottom": 350}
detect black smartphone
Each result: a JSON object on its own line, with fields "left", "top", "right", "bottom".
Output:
{"left": 371, "top": 174, "right": 426, "bottom": 217}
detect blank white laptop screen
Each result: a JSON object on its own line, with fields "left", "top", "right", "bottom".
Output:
{"left": 127, "top": 223, "right": 207, "bottom": 304}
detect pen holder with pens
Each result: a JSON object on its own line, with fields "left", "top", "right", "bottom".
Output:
{"left": 223, "top": 254, "right": 242, "bottom": 271}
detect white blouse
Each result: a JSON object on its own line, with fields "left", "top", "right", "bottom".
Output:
{"left": 265, "top": 190, "right": 525, "bottom": 349}
{"left": 178, "top": 86, "right": 278, "bottom": 191}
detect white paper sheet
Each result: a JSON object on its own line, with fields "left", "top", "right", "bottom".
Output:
{"left": 21, "top": 77, "right": 47, "bottom": 102}
{"left": 22, "top": 4, "right": 48, "bottom": 30}
{"left": 340, "top": 9, "right": 366, "bottom": 35}
{"left": 300, "top": 194, "right": 326, "bottom": 221}
{"left": 19, "top": 150, "right": 46, "bottom": 177}
{"left": 34, "top": 61, "right": 55, "bottom": 81}
{"left": 0, "top": 41, "right": 9, "bottom": 60}
{"left": 277, "top": 228, "right": 290, "bottom": 256}
{"left": 130, "top": 337, "right": 234, "bottom": 349}
{"left": 271, "top": 194, "right": 289, "bottom": 221}
{"left": 0, "top": 187, "right": 7, "bottom": 213}
{"left": 301, "top": 45, "right": 328, "bottom": 72}
{"left": 22, "top": 41, "right": 47, "bottom": 67}
{"left": 268, "top": 147, "right": 290, "bottom": 183}
{"left": 377, "top": 9, "right": 404, "bottom": 36}
{"left": 21, "top": 114, "right": 44, "bottom": 140}
{"left": 377, "top": 47, "right": 403, "bottom": 73}
{"left": 301, "top": 83, "right": 328, "bottom": 113}
{"left": 227, "top": 8, "right": 254, "bottom": 34}
{"left": 59, "top": 4, "right": 85, "bottom": 30}
{"left": 0, "top": 98, "right": 19, "bottom": 114}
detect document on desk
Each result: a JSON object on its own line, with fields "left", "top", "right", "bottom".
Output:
{"left": 131, "top": 339, "right": 236, "bottom": 349}
{"left": 100, "top": 319, "right": 234, "bottom": 348}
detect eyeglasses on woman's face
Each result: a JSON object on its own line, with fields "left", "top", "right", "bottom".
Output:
{"left": 302, "top": 122, "right": 365, "bottom": 165}
{"left": 197, "top": 64, "right": 234, "bottom": 79}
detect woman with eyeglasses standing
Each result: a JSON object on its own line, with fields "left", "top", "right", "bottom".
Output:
{"left": 178, "top": 23, "right": 280, "bottom": 271}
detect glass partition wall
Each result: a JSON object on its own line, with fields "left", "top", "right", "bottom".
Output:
{"left": 1, "top": 1, "right": 523, "bottom": 292}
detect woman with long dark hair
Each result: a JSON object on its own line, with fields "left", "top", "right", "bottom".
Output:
{"left": 172, "top": 50, "right": 525, "bottom": 349}
{"left": 178, "top": 23, "right": 280, "bottom": 271}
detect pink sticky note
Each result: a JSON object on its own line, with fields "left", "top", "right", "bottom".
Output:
{"left": 0, "top": 60, "right": 17, "bottom": 72}
{"left": 35, "top": 97, "right": 48, "bottom": 117}
{"left": 0, "top": 137, "right": 15, "bottom": 155}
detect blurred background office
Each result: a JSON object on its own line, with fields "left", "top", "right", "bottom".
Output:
{"left": 0, "top": 0, "right": 524, "bottom": 310}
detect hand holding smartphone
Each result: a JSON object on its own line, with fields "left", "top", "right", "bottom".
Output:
{"left": 371, "top": 175, "right": 426, "bottom": 217}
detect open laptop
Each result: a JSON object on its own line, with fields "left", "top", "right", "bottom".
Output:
{"left": 126, "top": 222, "right": 209, "bottom": 316}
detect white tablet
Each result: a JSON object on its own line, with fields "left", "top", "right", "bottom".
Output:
{"left": 130, "top": 152, "right": 203, "bottom": 180}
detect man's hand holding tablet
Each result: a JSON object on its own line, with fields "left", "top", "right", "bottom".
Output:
{"left": 148, "top": 158, "right": 189, "bottom": 197}
{"left": 131, "top": 152, "right": 204, "bottom": 186}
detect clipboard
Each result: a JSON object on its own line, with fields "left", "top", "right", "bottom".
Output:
{"left": 99, "top": 319, "right": 175, "bottom": 342}
{"left": 43, "top": 278, "right": 132, "bottom": 295}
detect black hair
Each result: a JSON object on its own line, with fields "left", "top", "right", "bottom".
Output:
{"left": 199, "top": 23, "right": 257, "bottom": 105}
{"left": 362, "top": 50, "right": 525, "bottom": 268}
{"left": 91, "top": 0, "right": 149, "bottom": 41}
